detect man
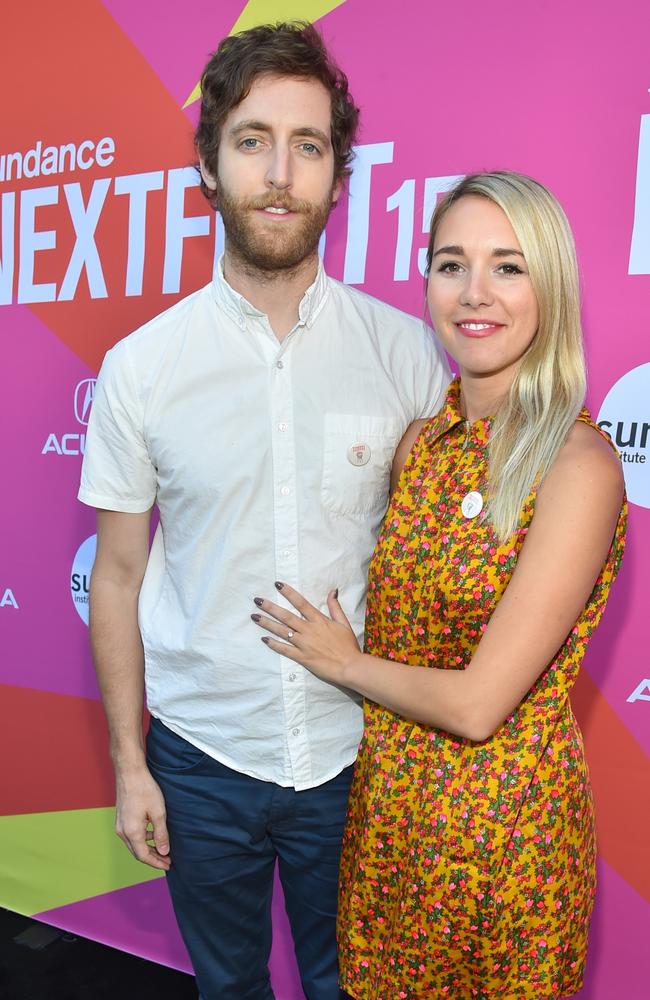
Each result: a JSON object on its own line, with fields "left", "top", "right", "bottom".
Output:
{"left": 79, "top": 22, "right": 449, "bottom": 1000}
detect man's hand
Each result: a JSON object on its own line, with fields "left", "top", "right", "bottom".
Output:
{"left": 115, "top": 766, "right": 171, "bottom": 871}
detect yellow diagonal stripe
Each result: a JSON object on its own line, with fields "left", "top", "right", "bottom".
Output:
{"left": 183, "top": 0, "right": 346, "bottom": 108}
{"left": 0, "top": 808, "right": 162, "bottom": 916}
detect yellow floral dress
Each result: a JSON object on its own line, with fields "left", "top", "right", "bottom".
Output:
{"left": 338, "top": 379, "right": 626, "bottom": 1000}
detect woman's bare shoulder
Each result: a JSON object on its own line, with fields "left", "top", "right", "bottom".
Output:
{"left": 390, "top": 419, "right": 429, "bottom": 494}
{"left": 536, "top": 419, "right": 624, "bottom": 522}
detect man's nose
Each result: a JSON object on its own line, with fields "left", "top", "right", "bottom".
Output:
{"left": 265, "top": 145, "right": 292, "bottom": 191}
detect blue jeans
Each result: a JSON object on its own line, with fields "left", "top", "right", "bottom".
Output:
{"left": 146, "top": 717, "right": 353, "bottom": 1000}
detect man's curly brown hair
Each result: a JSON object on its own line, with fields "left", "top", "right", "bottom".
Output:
{"left": 194, "top": 21, "right": 360, "bottom": 206}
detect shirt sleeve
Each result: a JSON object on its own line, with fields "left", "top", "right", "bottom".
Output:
{"left": 78, "top": 341, "right": 157, "bottom": 512}
{"left": 409, "top": 321, "right": 452, "bottom": 420}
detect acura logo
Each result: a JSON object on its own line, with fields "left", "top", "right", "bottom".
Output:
{"left": 74, "top": 379, "right": 97, "bottom": 425}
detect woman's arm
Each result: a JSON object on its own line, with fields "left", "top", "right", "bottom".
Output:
{"left": 254, "top": 422, "right": 624, "bottom": 742}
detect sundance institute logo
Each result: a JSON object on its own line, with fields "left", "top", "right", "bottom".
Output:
{"left": 597, "top": 363, "right": 650, "bottom": 509}
{"left": 70, "top": 534, "right": 96, "bottom": 625}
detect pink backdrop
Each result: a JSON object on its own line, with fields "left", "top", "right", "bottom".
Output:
{"left": 1, "top": 2, "right": 649, "bottom": 998}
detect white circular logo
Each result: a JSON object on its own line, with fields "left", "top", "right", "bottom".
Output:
{"left": 70, "top": 534, "right": 96, "bottom": 625}
{"left": 461, "top": 490, "right": 483, "bottom": 519}
{"left": 347, "top": 443, "right": 371, "bottom": 466}
{"left": 597, "top": 363, "right": 650, "bottom": 509}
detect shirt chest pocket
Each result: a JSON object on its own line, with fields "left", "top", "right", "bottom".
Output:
{"left": 321, "top": 413, "right": 401, "bottom": 517}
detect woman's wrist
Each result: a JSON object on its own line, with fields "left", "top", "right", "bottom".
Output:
{"left": 340, "top": 650, "right": 368, "bottom": 691}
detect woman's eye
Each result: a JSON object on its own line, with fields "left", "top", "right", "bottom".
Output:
{"left": 438, "top": 261, "right": 462, "bottom": 273}
{"left": 497, "top": 263, "right": 524, "bottom": 275}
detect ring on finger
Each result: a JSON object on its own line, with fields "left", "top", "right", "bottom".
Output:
{"left": 287, "top": 629, "right": 294, "bottom": 640}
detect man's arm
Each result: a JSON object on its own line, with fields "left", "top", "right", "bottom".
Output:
{"left": 90, "top": 508, "right": 170, "bottom": 871}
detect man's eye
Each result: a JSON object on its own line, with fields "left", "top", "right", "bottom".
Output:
{"left": 300, "top": 142, "right": 319, "bottom": 154}
{"left": 240, "top": 138, "right": 259, "bottom": 149}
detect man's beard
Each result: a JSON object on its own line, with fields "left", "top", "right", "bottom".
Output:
{"left": 215, "top": 177, "right": 335, "bottom": 275}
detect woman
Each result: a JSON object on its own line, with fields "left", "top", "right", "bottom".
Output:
{"left": 252, "top": 172, "right": 626, "bottom": 999}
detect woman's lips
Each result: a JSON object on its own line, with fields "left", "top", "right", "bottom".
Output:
{"left": 455, "top": 321, "right": 504, "bottom": 338}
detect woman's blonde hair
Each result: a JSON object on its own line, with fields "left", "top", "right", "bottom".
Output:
{"left": 425, "top": 171, "right": 586, "bottom": 541}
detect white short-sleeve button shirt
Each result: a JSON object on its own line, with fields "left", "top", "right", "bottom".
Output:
{"left": 79, "top": 261, "right": 450, "bottom": 790}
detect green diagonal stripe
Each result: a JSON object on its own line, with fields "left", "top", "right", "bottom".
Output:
{"left": 0, "top": 808, "right": 162, "bottom": 915}
{"left": 183, "top": 0, "right": 347, "bottom": 106}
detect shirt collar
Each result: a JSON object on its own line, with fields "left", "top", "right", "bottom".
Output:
{"left": 211, "top": 255, "right": 329, "bottom": 330}
{"left": 427, "top": 377, "right": 491, "bottom": 447}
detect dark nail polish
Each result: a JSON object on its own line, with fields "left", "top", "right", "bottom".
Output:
{"left": 334, "top": 588, "right": 339, "bottom": 599}
{"left": 274, "top": 581, "right": 284, "bottom": 591}
{"left": 251, "top": 613, "right": 261, "bottom": 622}
{"left": 254, "top": 597, "right": 263, "bottom": 606}
{"left": 261, "top": 636, "right": 270, "bottom": 644}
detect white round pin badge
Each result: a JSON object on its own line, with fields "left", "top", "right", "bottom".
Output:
{"left": 461, "top": 491, "right": 483, "bottom": 519}
{"left": 347, "top": 443, "right": 371, "bottom": 466}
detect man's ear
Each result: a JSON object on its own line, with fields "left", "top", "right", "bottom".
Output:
{"left": 199, "top": 157, "right": 218, "bottom": 192}
{"left": 331, "top": 176, "right": 343, "bottom": 206}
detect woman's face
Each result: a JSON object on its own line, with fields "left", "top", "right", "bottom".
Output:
{"left": 427, "top": 195, "right": 539, "bottom": 387}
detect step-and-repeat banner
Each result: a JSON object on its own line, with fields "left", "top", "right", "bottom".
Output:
{"left": 1, "top": 1, "right": 649, "bottom": 996}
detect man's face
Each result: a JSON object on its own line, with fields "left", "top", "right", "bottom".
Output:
{"left": 201, "top": 73, "right": 342, "bottom": 273}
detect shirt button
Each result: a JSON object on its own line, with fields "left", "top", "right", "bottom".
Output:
{"left": 281, "top": 549, "right": 291, "bottom": 559}
{"left": 292, "top": 727, "right": 300, "bottom": 737}
{"left": 276, "top": 359, "right": 284, "bottom": 369}
{"left": 278, "top": 422, "right": 288, "bottom": 432}
{"left": 280, "top": 486, "right": 290, "bottom": 496}
{"left": 288, "top": 672, "right": 297, "bottom": 682}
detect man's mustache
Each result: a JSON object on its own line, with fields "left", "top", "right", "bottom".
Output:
{"left": 245, "top": 195, "right": 315, "bottom": 213}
